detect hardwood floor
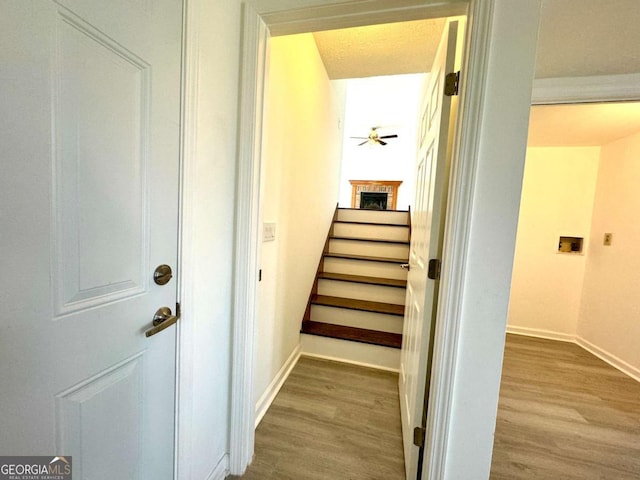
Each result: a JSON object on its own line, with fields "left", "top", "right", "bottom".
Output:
{"left": 491, "top": 334, "right": 640, "bottom": 480}
{"left": 229, "top": 356, "right": 405, "bottom": 480}
{"left": 230, "top": 336, "right": 640, "bottom": 480}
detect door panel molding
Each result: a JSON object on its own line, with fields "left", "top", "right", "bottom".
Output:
{"left": 56, "top": 352, "right": 144, "bottom": 480}
{"left": 52, "top": 6, "right": 151, "bottom": 316}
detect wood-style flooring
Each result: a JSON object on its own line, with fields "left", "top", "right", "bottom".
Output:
{"left": 229, "top": 356, "right": 405, "bottom": 480}
{"left": 230, "top": 335, "right": 640, "bottom": 480}
{"left": 490, "top": 334, "right": 640, "bottom": 480}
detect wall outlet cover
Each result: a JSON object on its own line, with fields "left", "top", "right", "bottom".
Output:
{"left": 263, "top": 222, "right": 276, "bottom": 242}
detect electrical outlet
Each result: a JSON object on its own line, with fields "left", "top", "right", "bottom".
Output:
{"left": 263, "top": 222, "right": 276, "bottom": 242}
{"left": 603, "top": 233, "right": 613, "bottom": 246}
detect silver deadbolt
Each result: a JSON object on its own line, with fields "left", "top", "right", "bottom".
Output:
{"left": 153, "top": 264, "right": 173, "bottom": 285}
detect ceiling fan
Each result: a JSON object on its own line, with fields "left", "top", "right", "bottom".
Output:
{"left": 350, "top": 127, "right": 398, "bottom": 146}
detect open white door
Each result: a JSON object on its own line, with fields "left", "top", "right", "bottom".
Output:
{"left": 399, "top": 18, "right": 463, "bottom": 480}
{"left": 0, "top": 1, "right": 182, "bottom": 478}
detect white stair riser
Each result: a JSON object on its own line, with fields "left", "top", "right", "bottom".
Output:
{"left": 318, "top": 279, "right": 406, "bottom": 305}
{"left": 337, "top": 209, "right": 409, "bottom": 225}
{"left": 311, "top": 305, "right": 404, "bottom": 334}
{"left": 329, "top": 239, "right": 409, "bottom": 259}
{"left": 300, "top": 335, "right": 400, "bottom": 371}
{"left": 333, "top": 223, "right": 409, "bottom": 242}
{"left": 324, "top": 257, "right": 408, "bottom": 280}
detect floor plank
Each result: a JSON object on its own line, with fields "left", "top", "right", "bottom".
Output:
{"left": 490, "top": 334, "right": 640, "bottom": 480}
{"left": 229, "top": 356, "right": 405, "bottom": 480}
{"left": 229, "top": 335, "right": 640, "bottom": 480}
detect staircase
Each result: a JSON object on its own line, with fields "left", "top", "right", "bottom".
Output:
{"left": 301, "top": 205, "right": 410, "bottom": 359}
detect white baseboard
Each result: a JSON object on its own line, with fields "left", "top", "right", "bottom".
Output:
{"left": 576, "top": 336, "right": 640, "bottom": 384}
{"left": 300, "top": 333, "right": 400, "bottom": 372}
{"left": 506, "top": 325, "right": 575, "bottom": 343}
{"left": 204, "top": 453, "right": 229, "bottom": 480}
{"left": 254, "top": 344, "right": 301, "bottom": 428}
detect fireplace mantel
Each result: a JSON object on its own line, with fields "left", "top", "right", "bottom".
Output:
{"left": 349, "top": 180, "right": 402, "bottom": 210}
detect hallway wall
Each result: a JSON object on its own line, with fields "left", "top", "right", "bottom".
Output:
{"left": 256, "top": 33, "right": 344, "bottom": 416}
{"left": 508, "top": 146, "right": 600, "bottom": 338}
{"left": 337, "top": 74, "right": 425, "bottom": 210}
{"left": 578, "top": 131, "right": 640, "bottom": 375}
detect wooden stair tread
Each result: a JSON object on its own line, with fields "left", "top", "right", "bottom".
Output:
{"left": 330, "top": 235, "right": 410, "bottom": 245}
{"left": 312, "top": 295, "right": 404, "bottom": 316}
{"left": 334, "top": 220, "right": 409, "bottom": 227}
{"left": 301, "top": 321, "right": 402, "bottom": 349}
{"left": 317, "top": 272, "right": 407, "bottom": 288}
{"left": 324, "top": 252, "right": 409, "bottom": 264}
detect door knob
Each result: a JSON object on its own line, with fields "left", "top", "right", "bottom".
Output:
{"left": 145, "top": 304, "right": 180, "bottom": 338}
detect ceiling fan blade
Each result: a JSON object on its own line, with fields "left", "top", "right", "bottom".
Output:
{"left": 358, "top": 140, "right": 368, "bottom": 146}
{"left": 378, "top": 140, "right": 387, "bottom": 145}
{"left": 379, "top": 134, "right": 398, "bottom": 139}
{"left": 350, "top": 136, "right": 369, "bottom": 139}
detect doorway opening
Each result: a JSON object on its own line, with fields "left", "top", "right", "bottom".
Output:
{"left": 253, "top": 14, "right": 460, "bottom": 480}
{"left": 492, "top": 100, "right": 640, "bottom": 477}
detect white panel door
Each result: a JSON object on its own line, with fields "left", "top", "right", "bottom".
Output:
{"left": 0, "top": 1, "right": 182, "bottom": 478}
{"left": 399, "top": 19, "right": 461, "bottom": 480}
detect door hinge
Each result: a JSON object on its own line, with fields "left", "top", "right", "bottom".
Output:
{"left": 176, "top": 301, "right": 181, "bottom": 318}
{"left": 444, "top": 71, "right": 460, "bottom": 96}
{"left": 413, "top": 426, "right": 426, "bottom": 448}
{"left": 427, "top": 259, "right": 441, "bottom": 280}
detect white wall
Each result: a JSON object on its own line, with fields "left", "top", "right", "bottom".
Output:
{"left": 337, "top": 74, "right": 425, "bottom": 209}
{"left": 255, "top": 33, "right": 343, "bottom": 413}
{"left": 508, "top": 147, "right": 600, "bottom": 339}
{"left": 443, "top": 2, "right": 541, "bottom": 478}
{"left": 578, "top": 131, "right": 640, "bottom": 373}
{"left": 183, "top": 1, "right": 240, "bottom": 477}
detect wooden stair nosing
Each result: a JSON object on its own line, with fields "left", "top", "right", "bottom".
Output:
{"left": 323, "top": 252, "right": 409, "bottom": 264}
{"left": 317, "top": 272, "right": 407, "bottom": 288}
{"left": 330, "top": 235, "right": 410, "bottom": 245}
{"left": 338, "top": 207, "right": 409, "bottom": 213}
{"left": 301, "top": 321, "right": 402, "bottom": 349}
{"left": 311, "top": 294, "right": 405, "bottom": 316}
{"left": 334, "top": 220, "right": 410, "bottom": 228}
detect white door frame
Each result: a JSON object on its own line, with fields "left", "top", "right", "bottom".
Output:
{"left": 229, "top": 0, "right": 541, "bottom": 477}
{"left": 175, "top": 0, "right": 201, "bottom": 477}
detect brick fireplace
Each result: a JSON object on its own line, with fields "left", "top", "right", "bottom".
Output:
{"left": 349, "top": 180, "right": 402, "bottom": 210}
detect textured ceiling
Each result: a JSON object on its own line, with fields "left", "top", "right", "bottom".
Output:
{"left": 313, "top": 18, "right": 445, "bottom": 79}
{"left": 535, "top": 0, "right": 640, "bottom": 78}
{"left": 312, "top": 0, "right": 640, "bottom": 80}
{"left": 528, "top": 102, "right": 640, "bottom": 146}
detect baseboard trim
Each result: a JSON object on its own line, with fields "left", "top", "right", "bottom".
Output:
{"left": 254, "top": 344, "right": 301, "bottom": 428}
{"left": 506, "top": 325, "right": 575, "bottom": 343}
{"left": 301, "top": 352, "right": 399, "bottom": 373}
{"left": 204, "top": 453, "right": 229, "bottom": 480}
{"left": 507, "top": 327, "right": 640, "bottom": 384}
{"left": 300, "top": 333, "right": 400, "bottom": 372}
{"left": 575, "top": 336, "right": 640, "bottom": 384}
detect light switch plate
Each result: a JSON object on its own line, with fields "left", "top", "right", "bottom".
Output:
{"left": 263, "top": 222, "right": 276, "bottom": 242}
